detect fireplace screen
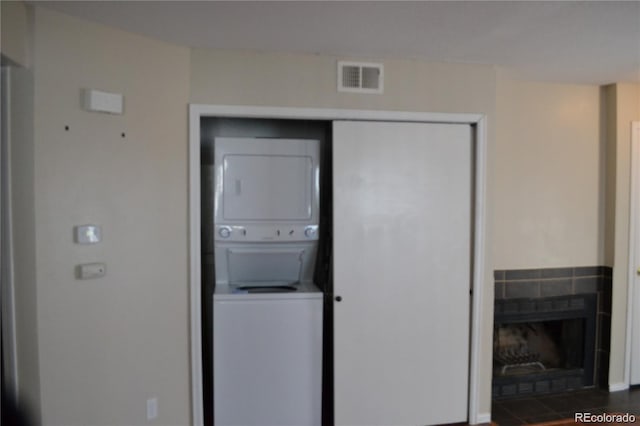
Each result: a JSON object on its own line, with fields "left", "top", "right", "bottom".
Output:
{"left": 492, "top": 294, "right": 596, "bottom": 398}
{"left": 494, "top": 319, "right": 585, "bottom": 376}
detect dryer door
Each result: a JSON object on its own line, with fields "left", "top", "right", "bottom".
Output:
{"left": 214, "top": 137, "right": 319, "bottom": 223}
{"left": 222, "top": 154, "right": 312, "bottom": 221}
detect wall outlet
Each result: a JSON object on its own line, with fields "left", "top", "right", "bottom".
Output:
{"left": 146, "top": 397, "right": 158, "bottom": 421}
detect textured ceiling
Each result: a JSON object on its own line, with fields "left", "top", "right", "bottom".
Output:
{"left": 34, "top": 1, "right": 640, "bottom": 85}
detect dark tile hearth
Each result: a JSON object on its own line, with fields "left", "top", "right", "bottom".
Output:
{"left": 492, "top": 387, "right": 640, "bottom": 425}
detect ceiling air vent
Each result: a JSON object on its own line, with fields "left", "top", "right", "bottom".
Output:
{"left": 338, "top": 61, "right": 384, "bottom": 94}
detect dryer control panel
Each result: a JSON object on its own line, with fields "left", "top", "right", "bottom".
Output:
{"left": 215, "top": 224, "right": 318, "bottom": 242}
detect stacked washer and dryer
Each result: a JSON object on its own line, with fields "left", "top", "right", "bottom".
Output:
{"left": 212, "top": 137, "right": 323, "bottom": 426}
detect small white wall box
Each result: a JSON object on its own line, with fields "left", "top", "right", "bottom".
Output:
{"left": 75, "top": 225, "right": 102, "bottom": 244}
{"left": 81, "top": 88, "right": 124, "bottom": 115}
{"left": 77, "top": 263, "right": 106, "bottom": 279}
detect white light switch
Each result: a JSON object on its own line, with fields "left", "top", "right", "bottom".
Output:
{"left": 77, "top": 263, "right": 106, "bottom": 279}
{"left": 75, "top": 225, "right": 101, "bottom": 244}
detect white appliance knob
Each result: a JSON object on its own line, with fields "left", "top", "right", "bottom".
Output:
{"left": 304, "top": 227, "right": 316, "bottom": 238}
{"left": 219, "top": 227, "right": 231, "bottom": 238}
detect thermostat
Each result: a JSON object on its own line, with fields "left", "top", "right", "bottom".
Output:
{"left": 75, "top": 225, "right": 102, "bottom": 244}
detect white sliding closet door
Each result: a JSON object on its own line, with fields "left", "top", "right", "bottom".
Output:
{"left": 333, "top": 121, "right": 472, "bottom": 426}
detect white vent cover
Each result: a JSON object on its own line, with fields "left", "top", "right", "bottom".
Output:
{"left": 338, "top": 61, "right": 384, "bottom": 94}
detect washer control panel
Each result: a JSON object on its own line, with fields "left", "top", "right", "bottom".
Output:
{"left": 215, "top": 225, "right": 319, "bottom": 242}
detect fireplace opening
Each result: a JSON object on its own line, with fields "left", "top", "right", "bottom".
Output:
{"left": 492, "top": 294, "right": 597, "bottom": 398}
{"left": 494, "top": 319, "right": 585, "bottom": 376}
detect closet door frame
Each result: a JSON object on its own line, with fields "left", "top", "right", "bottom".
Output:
{"left": 626, "top": 121, "right": 640, "bottom": 387}
{"left": 188, "top": 104, "right": 489, "bottom": 426}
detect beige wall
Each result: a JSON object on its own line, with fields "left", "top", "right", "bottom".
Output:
{"left": 608, "top": 83, "right": 640, "bottom": 388}
{"left": 32, "top": 7, "right": 191, "bottom": 425}
{"left": 1, "top": 0, "right": 31, "bottom": 67}
{"left": 605, "top": 85, "right": 617, "bottom": 267}
{"left": 191, "top": 48, "right": 497, "bottom": 114}
{"left": 494, "top": 71, "right": 605, "bottom": 269}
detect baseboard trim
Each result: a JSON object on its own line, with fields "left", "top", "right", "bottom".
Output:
{"left": 474, "top": 412, "right": 491, "bottom": 425}
{"left": 609, "top": 382, "right": 629, "bottom": 392}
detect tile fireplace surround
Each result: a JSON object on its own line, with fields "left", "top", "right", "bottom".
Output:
{"left": 493, "top": 266, "right": 612, "bottom": 398}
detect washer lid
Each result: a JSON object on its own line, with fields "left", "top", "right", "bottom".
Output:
{"left": 226, "top": 248, "right": 304, "bottom": 286}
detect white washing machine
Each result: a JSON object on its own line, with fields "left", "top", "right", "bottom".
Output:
{"left": 212, "top": 137, "right": 323, "bottom": 426}
{"left": 213, "top": 283, "right": 323, "bottom": 426}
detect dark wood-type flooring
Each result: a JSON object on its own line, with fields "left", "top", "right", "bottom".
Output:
{"left": 491, "top": 387, "right": 640, "bottom": 425}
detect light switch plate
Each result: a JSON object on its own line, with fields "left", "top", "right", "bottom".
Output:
{"left": 75, "top": 225, "right": 101, "bottom": 244}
